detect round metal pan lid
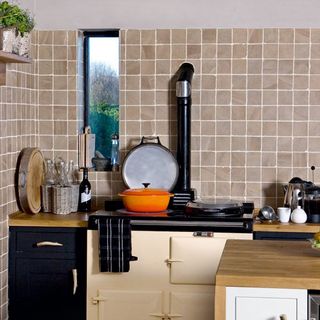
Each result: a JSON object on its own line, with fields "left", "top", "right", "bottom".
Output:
{"left": 187, "top": 198, "right": 243, "bottom": 209}
{"left": 122, "top": 142, "right": 178, "bottom": 191}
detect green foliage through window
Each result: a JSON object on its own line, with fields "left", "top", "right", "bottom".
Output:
{"left": 85, "top": 31, "right": 119, "bottom": 162}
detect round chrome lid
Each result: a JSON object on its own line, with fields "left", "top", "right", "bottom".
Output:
{"left": 122, "top": 142, "right": 179, "bottom": 191}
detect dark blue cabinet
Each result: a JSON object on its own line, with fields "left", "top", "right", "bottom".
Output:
{"left": 254, "top": 231, "right": 313, "bottom": 241}
{"left": 9, "top": 227, "right": 86, "bottom": 320}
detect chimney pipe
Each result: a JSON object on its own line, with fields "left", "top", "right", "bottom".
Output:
{"left": 173, "top": 63, "right": 194, "bottom": 205}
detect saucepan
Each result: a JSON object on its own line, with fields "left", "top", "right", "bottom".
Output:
{"left": 119, "top": 183, "right": 173, "bottom": 212}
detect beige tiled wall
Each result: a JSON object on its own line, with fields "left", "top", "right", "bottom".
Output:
{"left": 0, "top": 35, "right": 38, "bottom": 319}
{"left": 37, "top": 30, "right": 80, "bottom": 162}
{"left": 35, "top": 28, "right": 320, "bottom": 210}
{"left": 2, "top": 28, "right": 320, "bottom": 318}
{"left": 120, "top": 28, "right": 320, "bottom": 208}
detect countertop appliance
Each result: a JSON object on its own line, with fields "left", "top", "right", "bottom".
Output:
{"left": 304, "top": 186, "right": 320, "bottom": 223}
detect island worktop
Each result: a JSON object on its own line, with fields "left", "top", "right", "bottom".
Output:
{"left": 215, "top": 239, "right": 320, "bottom": 320}
{"left": 216, "top": 239, "right": 320, "bottom": 289}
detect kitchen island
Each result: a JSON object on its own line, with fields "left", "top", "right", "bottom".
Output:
{"left": 215, "top": 239, "right": 320, "bottom": 320}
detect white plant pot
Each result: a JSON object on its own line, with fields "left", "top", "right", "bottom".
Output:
{"left": 0, "top": 28, "right": 16, "bottom": 53}
{"left": 14, "top": 32, "right": 31, "bottom": 57}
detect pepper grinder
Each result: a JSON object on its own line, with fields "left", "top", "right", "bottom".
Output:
{"left": 111, "top": 133, "right": 119, "bottom": 172}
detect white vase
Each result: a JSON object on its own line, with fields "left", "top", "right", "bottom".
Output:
{"left": 291, "top": 206, "right": 307, "bottom": 224}
{"left": 0, "top": 28, "right": 16, "bottom": 53}
{"left": 14, "top": 32, "right": 31, "bottom": 57}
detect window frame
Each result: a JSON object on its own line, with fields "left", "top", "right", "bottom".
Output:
{"left": 83, "top": 29, "right": 120, "bottom": 128}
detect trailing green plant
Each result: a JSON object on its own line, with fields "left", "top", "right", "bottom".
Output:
{"left": 0, "top": 1, "right": 34, "bottom": 36}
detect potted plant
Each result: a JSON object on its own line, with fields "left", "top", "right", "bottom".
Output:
{"left": 0, "top": 1, "right": 35, "bottom": 56}
{"left": 14, "top": 8, "right": 35, "bottom": 57}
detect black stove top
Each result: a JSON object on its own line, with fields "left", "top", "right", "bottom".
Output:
{"left": 88, "top": 201, "right": 254, "bottom": 233}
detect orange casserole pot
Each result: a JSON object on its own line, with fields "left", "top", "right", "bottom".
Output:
{"left": 119, "top": 187, "right": 174, "bottom": 213}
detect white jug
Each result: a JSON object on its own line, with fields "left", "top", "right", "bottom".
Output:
{"left": 291, "top": 206, "right": 307, "bottom": 224}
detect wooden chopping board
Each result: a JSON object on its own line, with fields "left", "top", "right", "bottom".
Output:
{"left": 15, "top": 148, "right": 45, "bottom": 214}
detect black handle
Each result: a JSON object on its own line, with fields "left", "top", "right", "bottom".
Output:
{"left": 140, "top": 136, "right": 161, "bottom": 145}
{"left": 142, "top": 183, "right": 150, "bottom": 189}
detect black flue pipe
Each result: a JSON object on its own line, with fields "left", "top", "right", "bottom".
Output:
{"left": 175, "top": 63, "right": 194, "bottom": 192}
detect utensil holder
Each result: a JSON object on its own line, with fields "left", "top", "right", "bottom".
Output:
{"left": 41, "top": 184, "right": 52, "bottom": 212}
{"left": 52, "top": 186, "right": 72, "bottom": 215}
{"left": 70, "top": 184, "right": 80, "bottom": 212}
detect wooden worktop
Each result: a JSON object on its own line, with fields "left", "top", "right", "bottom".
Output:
{"left": 9, "top": 211, "right": 91, "bottom": 227}
{"left": 214, "top": 239, "right": 320, "bottom": 320}
{"left": 253, "top": 220, "right": 320, "bottom": 233}
{"left": 216, "top": 239, "right": 320, "bottom": 289}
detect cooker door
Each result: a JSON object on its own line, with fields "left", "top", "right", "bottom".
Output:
{"left": 168, "top": 232, "right": 252, "bottom": 285}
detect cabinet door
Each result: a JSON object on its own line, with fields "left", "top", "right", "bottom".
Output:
{"left": 169, "top": 233, "right": 252, "bottom": 285}
{"left": 93, "top": 289, "right": 163, "bottom": 320}
{"left": 170, "top": 291, "right": 214, "bottom": 320}
{"left": 169, "top": 236, "right": 225, "bottom": 284}
{"left": 226, "top": 287, "right": 307, "bottom": 320}
{"left": 9, "top": 227, "right": 86, "bottom": 320}
{"left": 11, "top": 257, "right": 82, "bottom": 320}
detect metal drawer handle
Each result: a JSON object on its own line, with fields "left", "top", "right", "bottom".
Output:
{"left": 36, "top": 241, "right": 63, "bottom": 247}
{"left": 72, "top": 269, "right": 78, "bottom": 295}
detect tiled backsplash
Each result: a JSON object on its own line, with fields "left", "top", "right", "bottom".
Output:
{"left": 1, "top": 28, "right": 320, "bottom": 317}
{"left": 37, "top": 30, "right": 80, "bottom": 162}
{"left": 120, "top": 28, "right": 320, "bottom": 209}
{"left": 33, "top": 28, "right": 320, "bottom": 210}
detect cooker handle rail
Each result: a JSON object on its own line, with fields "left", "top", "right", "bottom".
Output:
{"left": 165, "top": 258, "right": 183, "bottom": 266}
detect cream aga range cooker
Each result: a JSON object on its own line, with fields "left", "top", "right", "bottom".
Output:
{"left": 86, "top": 63, "right": 253, "bottom": 320}
{"left": 87, "top": 201, "right": 253, "bottom": 320}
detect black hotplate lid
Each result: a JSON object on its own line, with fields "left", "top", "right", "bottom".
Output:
{"left": 184, "top": 199, "right": 254, "bottom": 217}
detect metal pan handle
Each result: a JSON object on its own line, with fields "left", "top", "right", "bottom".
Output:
{"left": 140, "top": 136, "right": 161, "bottom": 145}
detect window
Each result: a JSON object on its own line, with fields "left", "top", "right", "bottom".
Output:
{"left": 84, "top": 30, "right": 119, "bottom": 170}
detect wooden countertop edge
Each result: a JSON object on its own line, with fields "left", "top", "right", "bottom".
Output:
{"left": 253, "top": 221, "right": 320, "bottom": 233}
{"left": 215, "top": 274, "right": 320, "bottom": 290}
{"left": 9, "top": 211, "right": 90, "bottom": 228}
{"left": 216, "top": 240, "right": 320, "bottom": 290}
{"left": 9, "top": 219, "right": 89, "bottom": 228}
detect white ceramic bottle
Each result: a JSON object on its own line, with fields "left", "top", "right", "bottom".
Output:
{"left": 291, "top": 206, "right": 307, "bottom": 224}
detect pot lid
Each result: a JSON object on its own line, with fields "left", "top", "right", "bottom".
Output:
{"left": 122, "top": 137, "right": 179, "bottom": 191}
{"left": 186, "top": 198, "right": 243, "bottom": 210}
{"left": 184, "top": 198, "right": 244, "bottom": 216}
{"left": 120, "top": 184, "right": 173, "bottom": 196}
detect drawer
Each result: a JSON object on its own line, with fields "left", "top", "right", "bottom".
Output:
{"left": 14, "top": 229, "right": 77, "bottom": 254}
